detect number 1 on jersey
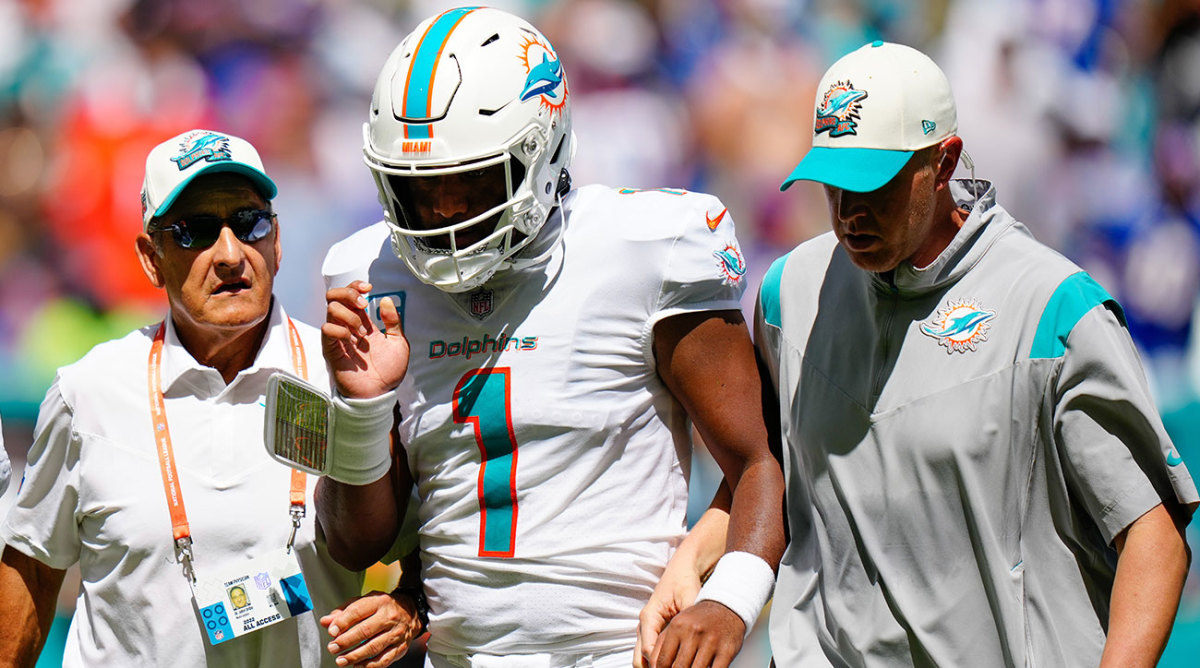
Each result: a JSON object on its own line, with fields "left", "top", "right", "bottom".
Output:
{"left": 453, "top": 368, "right": 519, "bottom": 557}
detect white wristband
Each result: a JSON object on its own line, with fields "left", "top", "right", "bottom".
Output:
{"left": 328, "top": 391, "right": 395, "bottom": 485}
{"left": 692, "top": 551, "right": 776, "bottom": 636}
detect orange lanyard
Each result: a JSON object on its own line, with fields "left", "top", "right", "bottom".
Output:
{"left": 148, "top": 318, "right": 309, "bottom": 580}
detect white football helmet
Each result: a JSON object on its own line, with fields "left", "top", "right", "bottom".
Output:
{"left": 364, "top": 6, "right": 575, "bottom": 292}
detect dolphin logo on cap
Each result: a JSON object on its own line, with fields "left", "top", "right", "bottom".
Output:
{"left": 171, "top": 132, "right": 232, "bottom": 171}
{"left": 814, "top": 81, "right": 868, "bottom": 138}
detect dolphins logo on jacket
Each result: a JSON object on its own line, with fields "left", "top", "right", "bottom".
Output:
{"left": 921, "top": 299, "right": 997, "bottom": 353}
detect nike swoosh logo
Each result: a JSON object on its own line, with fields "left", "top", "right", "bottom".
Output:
{"left": 706, "top": 208, "right": 727, "bottom": 231}
{"left": 1167, "top": 449, "right": 1183, "bottom": 466}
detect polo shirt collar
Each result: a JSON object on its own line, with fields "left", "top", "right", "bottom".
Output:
{"left": 159, "top": 299, "right": 296, "bottom": 394}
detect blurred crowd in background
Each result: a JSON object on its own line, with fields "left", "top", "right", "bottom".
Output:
{"left": 1, "top": 0, "right": 1199, "bottom": 665}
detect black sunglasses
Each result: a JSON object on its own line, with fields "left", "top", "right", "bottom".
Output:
{"left": 149, "top": 209, "right": 277, "bottom": 249}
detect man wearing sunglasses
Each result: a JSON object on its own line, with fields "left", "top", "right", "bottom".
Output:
{"left": 0, "top": 129, "right": 372, "bottom": 667}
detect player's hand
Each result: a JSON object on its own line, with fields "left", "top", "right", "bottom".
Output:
{"left": 320, "top": 589, "right": 425, "bottom": 667}
{"left": 648, "top": 601, "right": 744, "bottom": 668}
{"left": 323, "top": 281, "right": 410, "bottom": 399}
{"left": 635, "top": 554, "right": 703, "bottom": 667}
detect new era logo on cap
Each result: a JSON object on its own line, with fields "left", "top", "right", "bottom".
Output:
{"left": 140, "top": 129, "right": 277, "bottom": 230}
{"left": 782, "top": 41, "right": 958, "bottom": 193}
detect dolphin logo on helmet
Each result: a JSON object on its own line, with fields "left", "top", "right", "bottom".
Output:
{"left": 520, "top": 54, "right": 564, "bottom": 102}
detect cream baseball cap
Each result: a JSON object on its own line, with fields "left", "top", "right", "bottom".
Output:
{"left": 781, "top": 41, "right": 957, "bottom": 193}
{"left": 140, "top": 129, "right": 277, "bottom": 229}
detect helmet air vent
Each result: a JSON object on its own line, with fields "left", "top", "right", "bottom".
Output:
{"left": 479, "top": 102, "right": 510, "bottom": 117}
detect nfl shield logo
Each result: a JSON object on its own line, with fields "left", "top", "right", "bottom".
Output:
{"left": 470, "top": 289, "right": 494, "bottom": 319}
{"left": 254, "top": 572, "right": 271, "bottom": 590}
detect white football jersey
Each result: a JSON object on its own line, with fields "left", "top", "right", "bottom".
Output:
{"left": 323, "top": 184, "right": 747, "bottom": 656}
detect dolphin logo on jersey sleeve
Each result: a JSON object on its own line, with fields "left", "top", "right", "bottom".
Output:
{"left": 714, "top": 244, "right": 747, "bottom": 286}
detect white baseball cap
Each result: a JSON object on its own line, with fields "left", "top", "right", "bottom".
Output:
{"left": 781, "top": 41, "right": 957, "bottom": 193}
{"left": 140, "top": 129, "right": 278, "bottom": 229}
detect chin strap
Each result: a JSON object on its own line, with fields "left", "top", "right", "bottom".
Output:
{"left": 555, "top": 168, "right": 572, "bottom": 198}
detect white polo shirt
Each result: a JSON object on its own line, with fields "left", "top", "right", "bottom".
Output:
{"left": 1, "top": 302, "right": 363, "bottom": 668}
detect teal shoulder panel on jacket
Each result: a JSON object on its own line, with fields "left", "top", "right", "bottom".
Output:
{"left": 1030, "top": 271, "right": 1125, "bottom": 359}
{"left": 759, "top": 253, "right": 791, "bottom": 329}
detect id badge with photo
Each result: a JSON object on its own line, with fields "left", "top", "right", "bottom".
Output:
{"left": 191, "top": 548, "right": 313, "bottom": 645}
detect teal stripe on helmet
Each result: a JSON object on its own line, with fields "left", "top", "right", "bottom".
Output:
{"left": 760, "top": 252, "right": 791, "bottom": 329}
{"left": 403, "top": 7, "right": 478, "bottom": 140}
{"left": 1030, "top": 271, "right": 1124, "bottom": 359}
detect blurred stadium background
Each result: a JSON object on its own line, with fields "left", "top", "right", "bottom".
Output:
{"left": 0, "top": 0, "right": 1198, "bottom": 665}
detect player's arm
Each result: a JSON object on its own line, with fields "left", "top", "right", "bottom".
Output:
{"left": 316, "top": 421, "right": 413, "bottom": 571}
{"left": 638, "top": 334, "right": 788, "bottom": 668}
{"left": 649, "top": 308, "right": 786, "bottom": 668}
{"left": 315, "top": 281, "right": 412, "bottom": 571}
{"left": 1099, "top": 502, "right": 1191, "bottom": 668}
{"left": 0, "top": 547, "right": 65, "bottom": 668}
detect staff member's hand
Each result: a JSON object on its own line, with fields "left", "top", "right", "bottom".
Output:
{"left": 321, "top": 589, "right": 425, "bottom": 667}
{"left": 636, "top": 554, "right": 702, "bottom": 667}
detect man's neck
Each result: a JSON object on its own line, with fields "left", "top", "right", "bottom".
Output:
{"left": 171, "top": 313, "right": 271, "bottom": 385}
